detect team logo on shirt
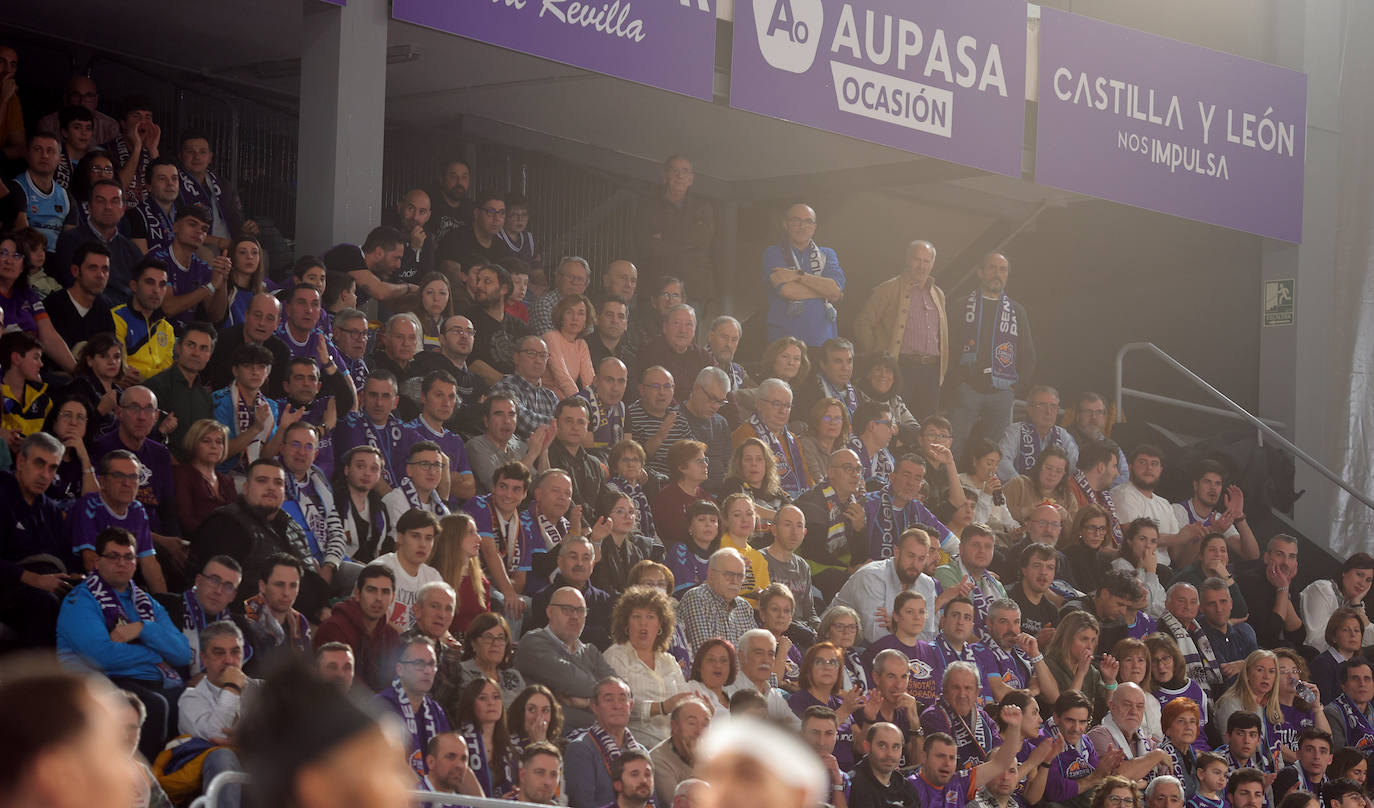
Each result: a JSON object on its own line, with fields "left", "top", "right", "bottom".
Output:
{"left": 994, "top": 341, "right": 1015, "bottom": 370}
{"left": 908, "top": 658, "right": 933, "bottom": 678}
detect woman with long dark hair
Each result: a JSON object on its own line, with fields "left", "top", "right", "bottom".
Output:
{"left": 454, "top": 677, "right": 516, "bottom": 797}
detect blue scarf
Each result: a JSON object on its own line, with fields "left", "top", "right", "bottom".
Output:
{"left": 1015, "top": 422, "right": 1070, "bottom": 475}
{"left": 960, "top": 291, "right": 1018, "bottom": 389}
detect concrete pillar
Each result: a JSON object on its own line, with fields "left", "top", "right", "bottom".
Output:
{"left": 1263, "top": 0, "right": 1348, "bottom": 545}
{"left": 294, "top": 0, "right": 389, "bottom": 252}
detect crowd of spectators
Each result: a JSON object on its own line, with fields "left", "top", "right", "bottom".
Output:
{"left": 1, "top": 52, "right": 1369, "bottom": 808}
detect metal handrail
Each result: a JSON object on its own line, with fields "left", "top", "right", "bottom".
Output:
{"left": 1114, "top": 341, "right": 1374, "bottom": 515}
{"left": 199, "top": 771, "right": 547, "bottom": 808}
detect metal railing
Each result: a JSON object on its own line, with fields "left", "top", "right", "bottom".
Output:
{"left": 194, "top": 771, "right": 547, "bottom": 808}
{"left": 1113, "top": 341, "right": 1374, "bottom": 515}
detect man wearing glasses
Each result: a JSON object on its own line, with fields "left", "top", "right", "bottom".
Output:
{"left": 410, "top": 315, "right": 489, "bottom": 431}
{"left": 628, "top": 365, "right": 694, "bottom": 479}
{"left": 490, "top": 335, "right": 560, "bottom": 442}
{"left": 995, "top": 385, "right": 1078, "bottom": 484}
{"left": 155, "top": 554, "right": 244, "bottom": 677}
{"left": 277, "top": 421, "right": 348, "bottom": 574}
{"left": 678, "top": 367, "right": 731, "bottom": 490}
{"left": 1068, "top": 392, "right": 1128, "bottom": 487}
{"left": 437, "top": 191, "right": 516, "bottom": 281}
{"left": 57, "top": 526, "right": 193, "bottom": 761}
{"left": 71, "top": 448, "right": 167, "bottom": 594}
{"left": 382, "top": 442, "right": 452, "bottom": 530}
{"left": 528, "top": 256, "right": 591, "bottom": 336}
{"left": 514, "top": 585, "right": 616, "bottom": 729}
{"left": 731, "top": 377, "right": 809, "bottom": 498}
{"left": 678, "top": 548, "right": 755, "bottom": 653}
{"left": 374, "top": 635, "right": 452, "bottom": 777}
{"left": 796, "top": 449, "right": 869, "bottom": 602}
{"left": 760, "top": 203, "right": 844, "bottom": 347}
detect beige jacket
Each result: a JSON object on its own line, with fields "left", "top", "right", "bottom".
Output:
{"left": 854, "top": 275, "right": 950, "bottom": 384}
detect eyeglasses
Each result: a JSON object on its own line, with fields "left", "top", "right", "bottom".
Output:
{"left": 100, "top": 551, "right": 137, "bottom": 563}
{"left": 398, "top": 659, "right": 439, "bottom": 670}
{"left": 519, "top": 350, "right": 550, "bottom": 359}
{"left": 479, "top": 207, "right": 507, "bottom": 217}
{"left": 0, "top": 250, "right": 21, "bottom": 261}
{"left": 199, "top": 573, "right": 239, "bottom": 592}
{"left": 444, "top": 327, "right": 477, "bottom": 336}
{"left": 610, "top": 506, "right": 636, "bottom": 517}
{"left": 830, "top": 623, "right": 859, "bottom": 633}
{"left": 89, "top": 165, "right": 116, "bottom": 176}
{"left": 286, "top": 440, "right": 317, "bottom": 452}
{"left": 659, "top": 291, "right": 683, "bottom": 301}
{"left": 58, "top": 410, "right": 89, "bottom": 423}
{"left": 550, "top": 603, "right": 588, "bottom": 617}
{"left": 409, "top": 460, "right": 443, "bottom": 470}
{"left": 1102, "top": 797, "right": 1136, "bottom": 807}
{"left": 820, "top": 415, "right": 843, "bottom": 424}
{"left": 702, "top": 391, "right": 727, "bottom": 406}
{"left": 335, "top": 326, "right": 367, "bottom": 338}
{"left": 1029, "top": 402, "right": 1059, "bottom": 411}
{"left": 813, "top": 658, "right": 841, "bottom": 668}
{"left": 105, "top": 471, "right": 140, "bottom": 483}
{"left": 475, "top": 631, "right": 508, "bottom": 644}
{"left": 715, "top": 570, "right": 745, "bottom": 582}
{"left": 925, "top": 432, "right": 953, "bottom": 441}
{"left": 873, "top": 419, "right": 892, "bottom": 427}
{"left": 1083, "top": 525, "right": 1109, "bottom": 534}
{"left": 785, "top": 217, "right": 817, "bottom": 226}
{"left": 643, "top": 383, "right": 675, "bottom": 393}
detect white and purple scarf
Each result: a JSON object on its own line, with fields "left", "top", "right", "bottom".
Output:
{"left": 749, "top": 412, "right": 806, "bottom": 496}
{"left": 178, "top": 169, "right": 230, "bottom": 231}
{"left": 783, "top": 240, "right": 837, "bottom": 323}
{"left": 87, "top": 574, "right": 181, "bottom": 684}
{"left": 1013, "top": 422, "right": 1070, "bottom": 475}
{"left": 1072, "top": 469, "right": 1124, "bottom": 546}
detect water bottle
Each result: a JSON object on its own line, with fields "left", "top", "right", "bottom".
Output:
{"left": 992, "top": 475, "right": 1006, "bottom": 507}
{"left": 1295, "top": 676, "right": 1317, "bottom": 705}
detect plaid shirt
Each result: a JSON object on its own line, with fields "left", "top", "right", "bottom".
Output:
{"left": 678, "top": 582, "right": 756, "bottom": 653}
{"left": 491, "top": 373, "right": 559, "bottom": 441}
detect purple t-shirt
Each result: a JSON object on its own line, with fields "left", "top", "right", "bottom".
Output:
{"left": 461, "top": 494, "right": 537, "bottom": 577}
{"left": 69, "top": 492, "right": 154, "bottom": 558}
{"left": 908, "top": 768, "right": 976, "bottom": 808}
{"left": 333, "top": 411, "right": 407, "bottom": 488}
{"left": 0, "top": 285, "right": 45, "bottom": 334}
{"left": 147, "top": 246, "right": 210, "bottom": 327}
{"left": 400, "top": 417, "right": 473, "bottom": 505}
{"left": 91, "top": 432, "right": 174, "bottom": 534}
{"left": 1276, "top": 703, "right": 1316, "bottom": 753}
{"left": 666, "top": 542, "right": 712, "bottom": 596}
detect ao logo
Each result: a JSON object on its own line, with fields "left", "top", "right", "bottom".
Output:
{"left": 753, "top": 0, "right": 824, "bottom": 74}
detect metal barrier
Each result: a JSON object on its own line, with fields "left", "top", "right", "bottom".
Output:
{"left": 1113, "top": 341, "right": 1374, "bottom": 515}
{"left": 197, "top": 771, "right": 548, "bottom": 808}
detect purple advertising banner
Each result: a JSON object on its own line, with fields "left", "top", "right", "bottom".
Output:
{"left": 393, "top": 0, "right": 717, "bottom": 101}
{"left": 729, "top": 0, "right": 1027, "bottom": 177}
{"left": 1035, "top": 8, "right": 1307, "bottom": 242}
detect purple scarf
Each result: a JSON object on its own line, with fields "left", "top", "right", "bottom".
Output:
{"left": 1072, "top": 470, "right": 1124, "bottom": 546}
{"left": 749, "top": 412, "right": 807, "bottom": 497}
{"left": 1014, "top": 422, "right": 1070, "bottom": 475}
{"left": 87, "top": 574, "right": 181, "bottom": 684}
{"left": 178, "top": 169, "right": 229, "bottom": 230}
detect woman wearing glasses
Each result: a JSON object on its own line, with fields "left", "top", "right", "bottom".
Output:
{"left": 1062, "top": 504, "right": 1115, "bottom": 596}
{"left": 461, "top": 612, "right": 526, "bottom": 707}
{"left": 603, "top": 585, "right": 692, "bottom": 747}
{"left": 797, "top": 398, "right": 851, "bottom": 493}
{"left": 1090, "top": 776, "right": 1141, "bottom": 808}
{"left": 787, "top": 641, "right": 861, "bottom": 770}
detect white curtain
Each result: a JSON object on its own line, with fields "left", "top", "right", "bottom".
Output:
{"left": 1329, "top": 0, "right": 1374, "bottom": 555}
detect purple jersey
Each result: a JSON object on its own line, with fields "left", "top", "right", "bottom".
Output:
{"left": 1125, "top": 610, "right": 1158, "bottom": 639}
{"left": 1152, "top": 681, "right": 1212, "bottom": 752}
{"left": 70, "top": 492, "right": 154, "bottom": 558}
{"left": 909, "top": 768, "right": 976, "bottom": 808}
{"left": 984, "top": 643, "right": 1035, "bottom": 699}
{"left": 91, "top": 432, "right": 174, "bottom": 534}
{"left": 1043, "top": 731, "right": 1098, "bottom": 803}
{"left": 1276, "top": 704, "right": 1316, "bottom": 753}
{"left": 276, "top": 323, "right": 349, "bottom": 370}
{"left": 333, "top": 411, "right": 407, "bottom": 487}
{"left": 461, "top": 495, "right": 536, "bottom": 577}
{"left": 146, "top": 246, "right": 211, "bottom": 327}
{"left": 0, "top": 284, "right": 45, "bottom": 334}
{"left": 665, "top": 543, "right": 712, "bottom": 595}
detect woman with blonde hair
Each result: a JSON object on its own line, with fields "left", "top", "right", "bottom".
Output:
{"left": 1044, "top": 610, "right": 1117, "bottom": 721}
{"left": 717, "top": 492, "right": 770, "bottom": 605}
{"left": 718, "top": 436, "right": 791, "bottom": 527}
{"left": 1214, "top": 649, "right": 1283, "bottom": 742}
{"left": 1273, "top": 647, "right": 1331, "bottom": 765}
{"left": 1111, "top": 636, "right": 1162, "bottom": 741}
{"left": 173, "top": 419, "right": 237, "bottom": 535}
{"left": 431, "top": 513, "right": 491, "bottom": 634}
{"left": 603, "top": 585, "right": 693, "bottom": 746}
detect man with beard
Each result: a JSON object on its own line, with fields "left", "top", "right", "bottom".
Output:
{"left": 1112, "top": 445, "right": 1196, "bottom": 572}
{"left": 650, "top": 697, "right": 710, "bottom": 806}
{"left": 418, "top": 732, "right": 484, "bottom": 797}
{"left": 847, "top": 722, "right": 920, "bottom": 808}
{"left": 426, "top": 157, "right": 471, "bottom": 240}
{"left": 326, "top": 226, "right": 415, "bottom": 308}
{"left": 380, "top": 189, "right": 435, "bottom": 297}
{"left": 833, "top": 527, "right": 939, "bottom": 644}
{"left": 947, "top": 253, "right": 1036, "bottom": 456}
{"left": 190, "top": 458, "right": 329, "bottom": 618}
{"left": 1060, "top": 569, "right": 1144, "bottom": 653}
{"left": 505, "top": 742, "right": 565, "bottom": 804}
{"left": 606, "top": 750, "right": 655, "bottom": 808}
{"left": 1068, "top": 440, "right": 1125, "bottom": 547}
{"left": 1084, "top": 683, "right": 1173, "bottom": 779}
{"left": 981, "top": 598, "right": 1058, "bottom": 703}
{"left": 466, "top": 262, "right": 530, "bottom": 384}
{"left": 312, "top": 564, "right": 401, "bottom": 694}
{"left": 1067, "top": 392, "right": 1128, "bottom": 486}
{"left": 1170, "top": 459, "right": 1259, "bottom": 566}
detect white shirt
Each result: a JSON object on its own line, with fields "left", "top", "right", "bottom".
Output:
{"left": 1111, "top": 482, "right": 1182, "bottom": 565}
{"left": 604, "top": 642, "right": 690, "bottom": 748}
{"left": 1300, "top": 578, "right": 1374, "bottom": 653}
{"left": 831, "top": 558, "right": 938, "bottom": 645}
{"left": 725, "top": 678, "right": 800, "bottom": 730}
{"left": 178, "top": 676, "right": 258, "bottom": 740}
{"left": 374, "top": 552, "right": 444, "bottom": 629}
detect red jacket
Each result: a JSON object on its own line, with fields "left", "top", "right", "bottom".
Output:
{"left": 313, "top": 598, "right": 402, "bottom": 694}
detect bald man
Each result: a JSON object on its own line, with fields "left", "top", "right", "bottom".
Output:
{"left": 382, "top": 189, "right": 436, "bottom": 302}
{"left": 38, "top": 75, "right": 122, "bottom": 144}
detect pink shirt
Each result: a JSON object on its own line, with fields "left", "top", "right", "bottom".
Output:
{"left": 900, "top": 282, "right": 941, "bottom": 356}
{"left": 542, "top": 330, "right": 595, "bottom": 399}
